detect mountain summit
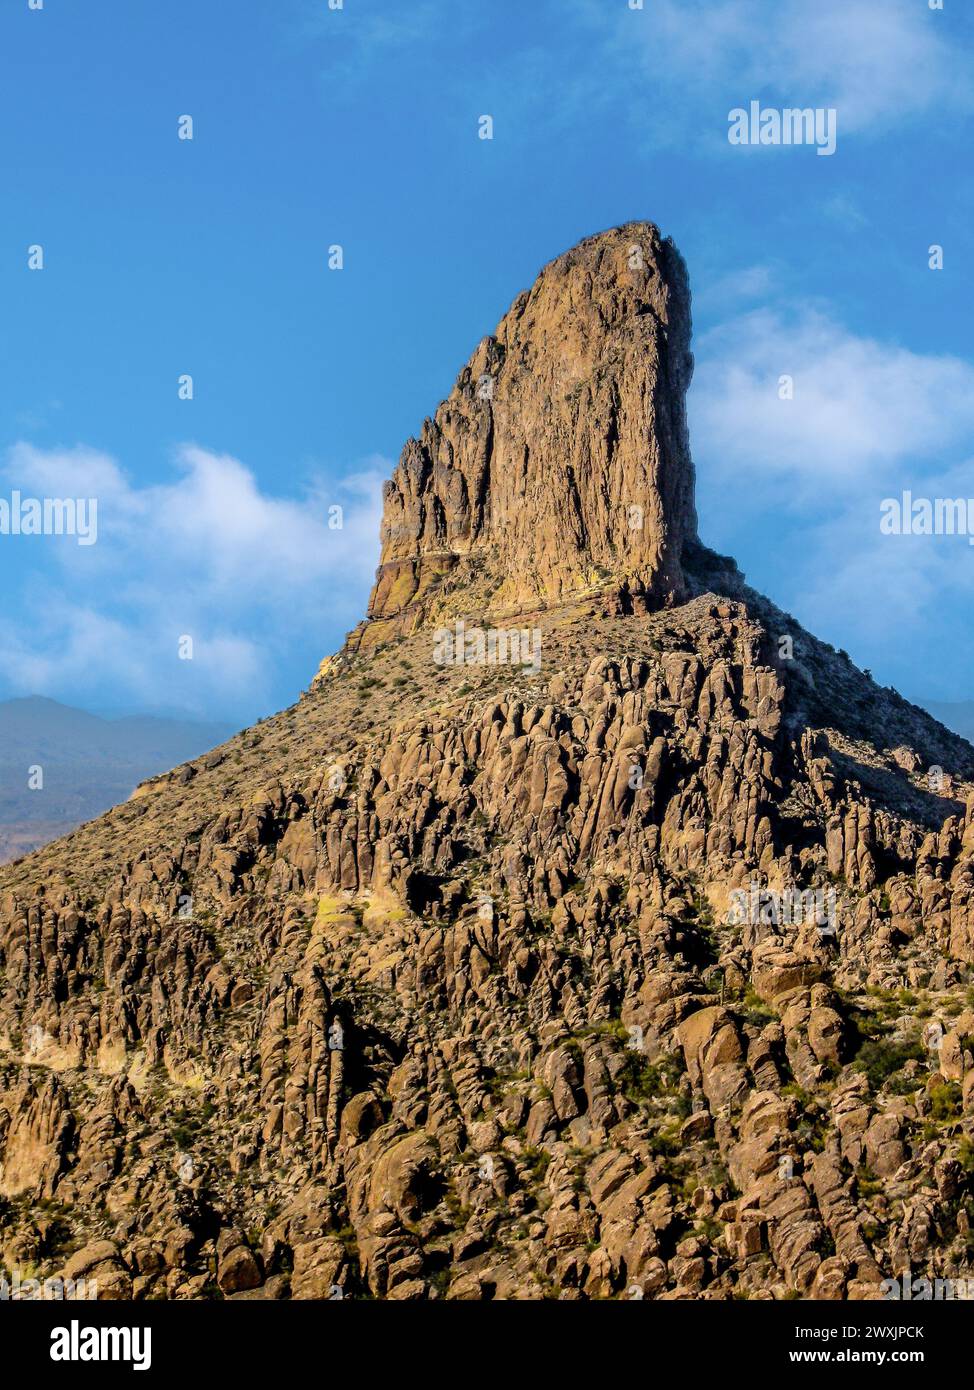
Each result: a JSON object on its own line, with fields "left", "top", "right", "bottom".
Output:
{"left": 2, "top": 226, "right": 974, "bottom": 1304}
{"left": 363, "top": 224, "right": 702, "bottom": 645}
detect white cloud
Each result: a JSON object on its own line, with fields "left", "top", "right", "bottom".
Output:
{"left": 691, "top": 306, "right": 974, "bottom": 505}
{"left": 689, "top": 300, "right": 974, "bottom": 700}
{"left": 574, "top": 0, "right": 970, "bottom": 141}
{"left": 791, "top": 455, "right": 974, "bottom": 698}
{"left": 695, "top": 263, "right": 778, "bottom": 314}
{"left": 298, "top": 0, "right": 467, "bottom": 91}
{"left": 0, "top": 444, "right": 386, "bottom": 719}
{"left": 822, "top": 195, "right": 869, "bottom": 231}
{"left": 297, "top": 0, "right": 967, "bottom": 149}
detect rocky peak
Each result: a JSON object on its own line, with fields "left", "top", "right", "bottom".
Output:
{"left": 7, "top": 224, "right": 974, "bottom": 1308}
{"left": 361, "top": 222, "right": 701, "bottom": 646}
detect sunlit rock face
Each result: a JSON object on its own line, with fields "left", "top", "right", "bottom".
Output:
{"left": 363, "top": 222, "right": 700, "bottom": 644}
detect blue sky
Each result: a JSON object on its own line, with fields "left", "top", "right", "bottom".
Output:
{"left": 1, "top": 0, "right": 972, "bottom": 727}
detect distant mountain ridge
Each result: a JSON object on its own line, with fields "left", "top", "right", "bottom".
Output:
{"left": 0, "top": 696, "right": 232, "bottom": 863}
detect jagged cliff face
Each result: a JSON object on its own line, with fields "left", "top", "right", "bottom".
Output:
{"left": 362, "top": 223, "right": 699, "bottom": 645}
{"left": 3, "top": 225, "right": 974, "bottom": 1304}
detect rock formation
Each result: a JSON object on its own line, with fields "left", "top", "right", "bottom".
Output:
{"left": 2, "top": 222, "right": 974, "bottom": 1303}
{"left": 356, "top": 223, "right": 709, "bottom": 649}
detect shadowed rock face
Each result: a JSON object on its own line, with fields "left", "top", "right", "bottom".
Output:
{"left": 3, "top": 226, "right": 974, "bottom": 1305}
{"left": 364, "top": 223, "right": 700, "bottom": 642}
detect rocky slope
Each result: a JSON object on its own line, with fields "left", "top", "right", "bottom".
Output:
{"left": 2, "top": 222, "right": 974, "bottom": 1302}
